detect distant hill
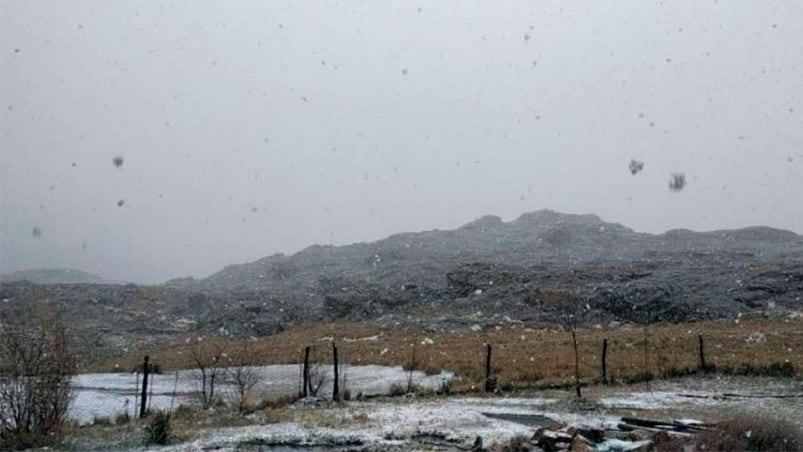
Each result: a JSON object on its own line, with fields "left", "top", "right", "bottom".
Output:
{"left": 183, "top": 209, "right": 803, "bottom": 293}
{"left": 0, "top": 268, "right": 123, "bottom": 285}
{"left": 152, "top": 209, "right": 803, "bottom": 333}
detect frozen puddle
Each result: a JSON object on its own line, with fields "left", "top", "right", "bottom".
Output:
{"left": 70, "top": 365, "right": 451, "bottom": 424}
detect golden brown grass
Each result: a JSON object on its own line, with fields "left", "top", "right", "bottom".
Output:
{"left": 95, "top": 317, "right": 802, "bottom": 391}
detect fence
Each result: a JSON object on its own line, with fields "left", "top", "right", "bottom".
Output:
{"left": 127, "top": 318, "right": 802, "bottom": 404}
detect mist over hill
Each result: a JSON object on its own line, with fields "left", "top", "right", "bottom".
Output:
{"left": 0, "top": 268, "right": 123, "bottom": 285}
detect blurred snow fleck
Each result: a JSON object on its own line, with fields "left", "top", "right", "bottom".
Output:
{"left": 628, "top": 159, "right": 644, "bottom": 175}
{"left": 668, "top": 173, "right": 686, "bottom": 192}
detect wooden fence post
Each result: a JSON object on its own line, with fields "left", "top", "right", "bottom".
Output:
{"left": 139, "top": 355, "right": 149, "bottom": 418}
{"left": 601, "top": 338, "right": 608, "bottom": 385}
{"left": 643, "top": 326, "right": 650, "bottom": 391}
{"left": 484, "top": 343, "right": 494, "bottom": 392}
{"left": 302, "top": 346, "right": 310, "bottom": 398}
{"left": 332, "top": 342, "right": 340, "bottom": 401}
{"left": 698, "top": 334, "right": 706, "bottom": 371}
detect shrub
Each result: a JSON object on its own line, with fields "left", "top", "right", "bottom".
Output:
{"left": 144, "top": 410, "right": 172, "bottom": 445}
{"left": 173, "top": 404, "right": 194, "bottom": 419}
{"left": 421, "top": 363, "right": 442, "bottom": 376}
{"left": 388, "top": 381, "right": 424, "bottom": 396}
{"left": 92, "top": 415, "right": 112, "bottom": 426}
{"left": 388, "top": 382, "right": 407, "bottom": 397}
{"left": 256, "top": 393, "right": 300, "bottom": 411}
{"left": 661, "top": 416, "right": 802, "bottom": 452}
{"left": 114, "top": 412, "right": 131, "bottom": 425}
{"left": 402, "top": 360, "right": 418, "bottom": 372}
{"left": 0, "top": 313, "right": 75, "bottom": 450}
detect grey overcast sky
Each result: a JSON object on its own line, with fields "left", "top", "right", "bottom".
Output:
{"left": 1, "top": 1, "right": 802, "bottom": 283}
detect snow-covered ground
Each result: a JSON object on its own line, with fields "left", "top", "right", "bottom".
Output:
{"left": 64, "top": 372, "right": 803, "bottom": 450}
{"left": 70, "top": 364, "right": 451, "bottom": 424}
{"left": 146, "top": 376, "right": 803, "bottom": 451}
{"left": 597, "top": 376, "right": 803, "bottom": 421}
{"left": 154, "top": 396, "right": 619, "bottom": 451}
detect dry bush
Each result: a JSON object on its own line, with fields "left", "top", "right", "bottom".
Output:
{"left": 659, "top": 416, "right": 802, "bottom": 451}
{"left": 388, "top": 381, "right": 425, "bottom": 396}
{"left": 307, "top": 362, "right": 327, "bottom": 397}
{"left": 143, "top": 410, "right": 172, "bottom": 445}
{"left": 256, "top": 393, "right": 300, "bottom": 411}
{"left": 0, "top": 313, "right": 75, "bottom": 450}
{"left": 387, "top": 382, "right": 407, "bottom": 396}
{"left": 188, "top": 338, "right": 228, "bottom": 409}
{"left": 113, "top": 412, "right": 131, "bottom": 425}
{"left": 403, "top": 344, "right": 419, "bottom": 393}
{"left": 225, "top": 341, "right": 261, "bottom": 414}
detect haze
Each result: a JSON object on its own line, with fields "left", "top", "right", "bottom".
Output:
{"left": 1, "top": 1, "right": 801, "bottom": 284}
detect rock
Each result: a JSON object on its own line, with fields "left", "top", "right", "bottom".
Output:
{"left": 652, "top": 430, "right": 671, "bottom": 445}
{"left": 471, "top": 435, "right": 483, "bottom": 451}
{"left": 596, "top": 439, "right": 653, "bottom": 452}
{"left": 532, "top": 428, "right": 574, "bottom": 451}
{"left": 570, "top": 435, "right": 590, "bottom": 451}
{"left": 604, "top": 430, "right": 633, "bottom": 441}
{"left": 575, "top": 427, "right": 606, "bottom": 443}
{"left": 627, "top": 430, "right": 653, "bottom": 442}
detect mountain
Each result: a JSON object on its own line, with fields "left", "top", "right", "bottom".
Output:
{"left": 2, "top": 210, "right": 802, "bottom": 361}
{"left": 0, "top": 268, "right": 123, "bottom": 285}
{"left": 159, "top": 209, "right": 803, "bottom": 330}
{"left": 179, "top": 209, "right": 802, "bottom": 292}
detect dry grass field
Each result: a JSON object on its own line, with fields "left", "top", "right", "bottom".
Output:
{"left": 96, "top": 316, "right": 802, "bottom": 391}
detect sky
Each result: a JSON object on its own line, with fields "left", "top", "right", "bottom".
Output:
{"left": 1, "top": 1, "right": 802, "bottom": 284}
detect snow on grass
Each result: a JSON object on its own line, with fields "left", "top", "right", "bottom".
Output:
{"left": 70, "top": 365, "right": 451, "bottom": 425}
{"left": 598, "top": 391, "right": 724, "bottom": 409}
{"left": 152, "top": 396, "right": 620, "bottom": 451}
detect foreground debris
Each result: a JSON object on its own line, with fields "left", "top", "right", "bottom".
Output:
{"left": 527, "top": 416, "right": 709, "bottom": 451}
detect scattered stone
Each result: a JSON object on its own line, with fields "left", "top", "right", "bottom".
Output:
{"left": 570, "top": 435, "right": 590, "bottom": 451}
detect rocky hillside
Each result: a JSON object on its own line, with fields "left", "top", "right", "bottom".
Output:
{"left": 166, "top": 209, "right": 803, "bottom": 328}
{"left": 2, "top": 210, "right": 802, "bottom": 360}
